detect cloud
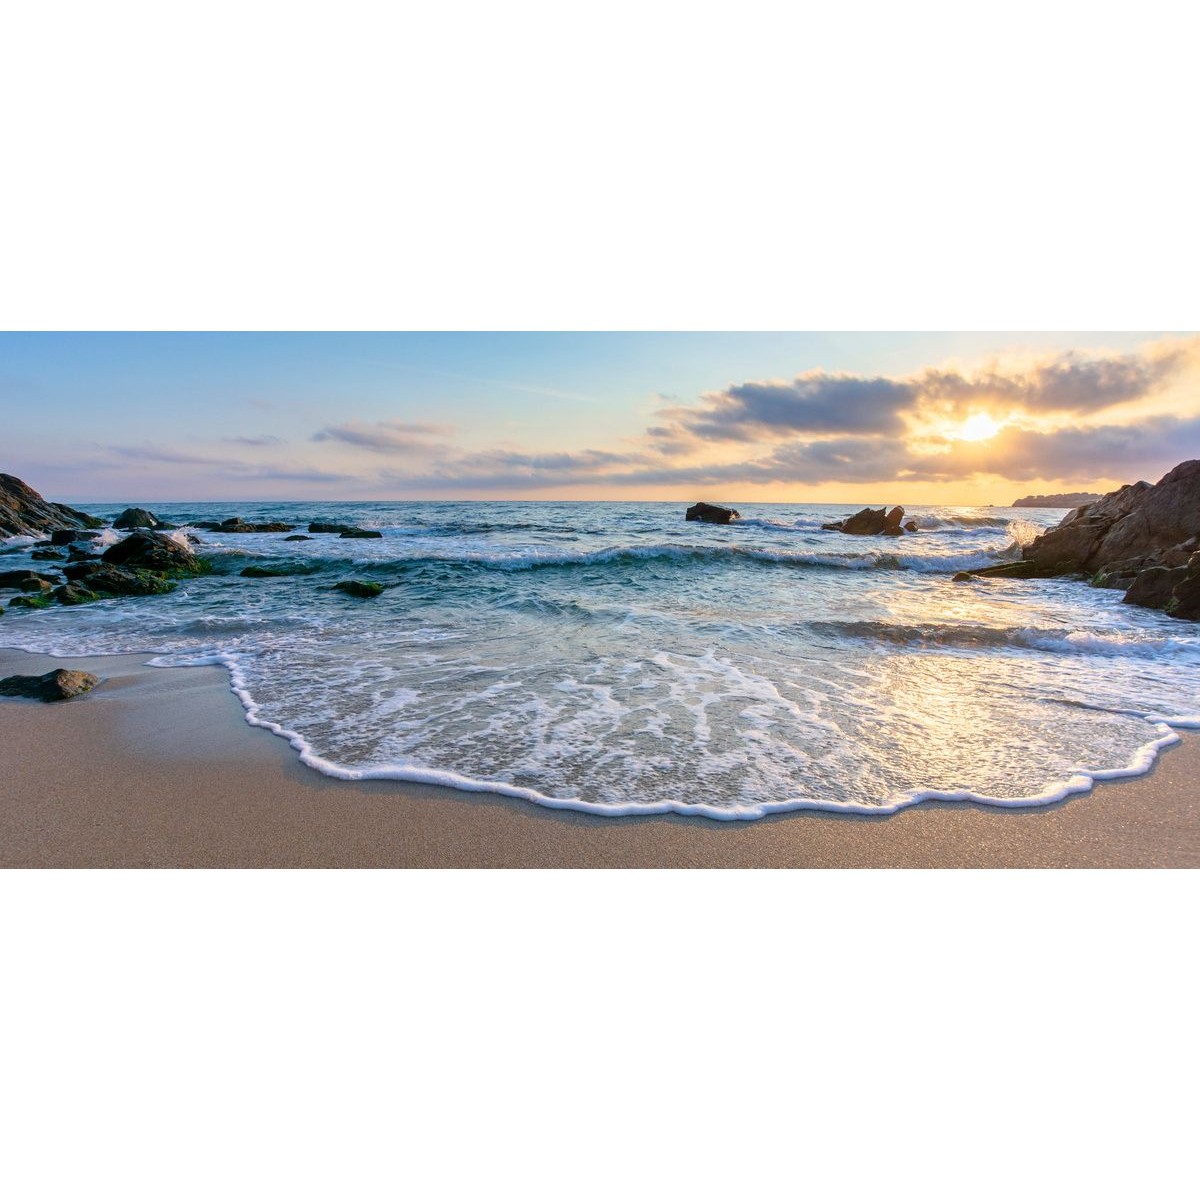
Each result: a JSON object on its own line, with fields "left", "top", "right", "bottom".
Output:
{"left": 106, "top": 443, "right": 231, "bottom": 467}
{"left": 222, "top": 434, "right": 285, "bottom": 447}
{"left": 673, "top": 372, "right": 915, "bottom": 441}
{"left": 312, "top": 419, "right": 454, "bottom": 453}
{"left": 666, "top": 342, "right": 1195, "bottom": 451}
{"left": 915, "top": 347, "right": 1186, "bottom": 415}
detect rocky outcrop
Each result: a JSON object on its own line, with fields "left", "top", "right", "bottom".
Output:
{"left": 0, "top": 668, "right": 99, "bottom": 701}
{"left": 685, "top": 503, "right": 740, "bottom": 524}
{"left": 334, "top": 579, "right": 383, "bottom": 598}
{"left": 988, "top": 461, "right": 1200, "bottom": 620}
{"left": 196, "top": 517, "right": 296, "bottom": 533}
{"left": 102, "top": 530, "right": 200, "bottom": 574}
{"left": 50, "top": 528, "right": 102, "bottom": 546}
{"left": 0, "top": 570, "right": 60, "bottom": 591}
{"left": 823, "top": 506, "right": 907, "bottom": 536}
{"left": 338, "top": 528, "right": 383, "bottom": 539}
{"left": 284, "top": 534, "right": 314, "bottom": 541}
{"left": 112, "top": 507, "right": 165, "bottom": 530}
{"left": 67, "top": 564, "right": 177, "bottom": 596}
{"left": 53, "top": 582, "right": 101, "bottom": 606}
{"left": 1012, "top": 492, "right": 1104, "bottom": 508}
{"left": 0, "top": 473, "right": 102, "bottom": 538}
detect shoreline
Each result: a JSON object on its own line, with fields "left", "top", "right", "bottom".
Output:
{"left": 2, "top": 646, "right": 1197, "bottom": 867}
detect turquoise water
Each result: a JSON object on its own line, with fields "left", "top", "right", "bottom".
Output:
{"left": 4, "top": 500, "right": 1199, "bottom": 817}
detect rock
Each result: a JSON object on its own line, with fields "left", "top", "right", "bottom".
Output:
{"left": 197, "top": 517, "right": 295, "bottom": 533}
{"left": 685, "top": 503, "right": 740, "bottom": 524}
{"left": 112, "top": 507, "right": 163, "bottom": 529}
{"left": 966, "top": 560, "right": 1056, "bottom": 580}
{"left": 76, "top": 565, "right": 177, "bottom": 596}
{"left": 1166, "top": 554, "right": 1200, "bottom": 620}
{"left": 952, "top": 571, "right": 977, "bottom": 582}
{"left": 63, "top": 562, "right": 103, "bottom": 582}
{"left": 338, "top": 528, "right": 383, "bottom": 539}
{"left": 50, "top": 527, "right": 102, "bottom": 545}
{"left": 828, "top": 506, "right": 906, "bottom": 536}
{"left": 0, "top": 668, "right": 99, "bottom": 701}
{"left": 53, "top": 582, "right": 101, "bottom": 606}
{"left": 0, "top": 472, "right": 103, "bottom": 538}
{"left": 1024, "top": 463, "right": 1200, "bottom": 577}
{"left": 309, "top": 522, "right": 351, "bottom": 533}
{"left": 284, "top": 534, "right": 314, "bottom": 541}
{"left": 9, "top": 594, "right": 51, "bottom": 609}
{"left": 1123, "top": 566, "right": 1188, "bottom": 610}
{"left": 31, "top": 548, "right": 65, "bottom": 560}
{"left": 0, "top": 570, "right": 60, "bottom": 591}
{"left": 102, "top": 530, "right": 201, "bottom": 574}
{"left": 1016, "top": 461, "right": 1200, "bottom": 603}
{"left": 66, "top": 544, "right": 99, "bottom": 562}
{"left": 334, "top": 579, "right": 383, "bottom": 598}
{"left": 903, "top": 520, "right": 919, "bottom": 532}
{"left": 240, "top": 563, "right": 322, "bottom": 578}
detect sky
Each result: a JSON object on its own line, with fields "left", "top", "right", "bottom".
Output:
{"left": 2, "top": 331, "right": 1198, "bottom": 505}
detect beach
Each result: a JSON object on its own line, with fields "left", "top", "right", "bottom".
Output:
{"left": 2, "top": 647, "right": 1196, "bottom": 868}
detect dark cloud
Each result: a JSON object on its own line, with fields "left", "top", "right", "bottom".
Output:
{"left": 917, "top": 349, "right": 1184, "bottom": 415}
{"left": 312, "top": 419, "right": 453, "bottom": 453}
{"left": 678, "top": 373, "right": 915, "bottom": 441}
{"left": 669, "top": 345, "right": 1189, "bottom": 448}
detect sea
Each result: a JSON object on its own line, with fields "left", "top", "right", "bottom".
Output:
{"left": 4, "top": 499, "right": 1199, "bottom": 819}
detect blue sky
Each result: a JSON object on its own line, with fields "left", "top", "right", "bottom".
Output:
{"left": 2, "top": 332, "right": 1194, "bottom": 503}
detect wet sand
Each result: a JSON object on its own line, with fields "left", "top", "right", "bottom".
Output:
{"left": 1, "top": 648, "right": 1197, "bottom": 867}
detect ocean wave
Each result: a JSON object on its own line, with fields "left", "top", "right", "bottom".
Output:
{"left": 810, "top": 620, "right": 1200, "bottom": 660}
{"left": 140, "top": 649, "right": 1196, "bottom": 820}
{"left": 191, "top": 542, "right": 1005, "bottom": 576}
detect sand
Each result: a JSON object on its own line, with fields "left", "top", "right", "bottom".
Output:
{"left": 1, "top": 647, "right": 1197, "bottom": 867}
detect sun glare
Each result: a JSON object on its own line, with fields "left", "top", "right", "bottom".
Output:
{"left": 954, "top": 413, "right": 1003, "bottom": 441}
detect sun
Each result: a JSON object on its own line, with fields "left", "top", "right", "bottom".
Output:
{"left": 954, "top": 413, "right": 1004, "bottom": 442}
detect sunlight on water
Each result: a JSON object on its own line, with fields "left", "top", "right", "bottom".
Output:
{"left": 4, "top": 499, "right": 1198, "bottom": 817}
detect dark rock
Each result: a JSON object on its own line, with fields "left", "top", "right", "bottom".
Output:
{"left": 1123, "top": 566, "right": 1188, "bottom": 610}
{"left": 284, "top": 534, "right": 314, "bottom": 541}
{"left": 9, "top": 594, "right": 51, "bottom": 609}
{"left": 240, "top": 563, "right": 322, "bottom": 578}
{"left": 334, "top": 579, "right": 383, "bottom": 598}
{"left": 112, "top": 507, "right": 163, "bottom": 529}
{"left": 966, "top": 560, "right": 1059, "bottom": 580}
{"left": 102, "top": 530, "right": 200, "bottom": 574}
{"left": 0, "top": 473, "right": 103, "bottom": 538}
{"left": 309, "top": 522, "right": 352, "bottom": 533}
{"left": 63, "top": 562, "right": 103, "bottom": 582}
{"left": 952, "top": 571, "right": 977, "bottom": 582}
{"left": 0, "top": 668, "right": 99, "bottom": 701}
{"left": 31, "top": 548, "right": 64, "bottom": 560}
{"left": 0, "top": 570, "right": 59, "bottom": 591}
{"left": 338, "top": 528, "right": 383, "bottom": 539}
{"left": 828, "top": 506, "right": 907, "bottom": 536}
{"left": 53, "top": 582, "right": 101, "bottom": 606}
{"left": 1025, "top": 462, "right": 1200, "bottom": 577}
{"left": 50, "top": 527, "right": 102, "bottom": 545}
{"left": 903, "top": 520, "right": 919, "bottom": 532}
{"left": 196, "top": 516, "right": 295, "bottom": 533}
{"left": 685, "top": 503, "right": 740, "bottom": 524}
{"left": 79, "top": 565, "right": 177, "bottom": 596}
{"left": 66, "top": 544, "right": 99, "bottom": 562}
{"left": 1166, "top": 554, "right": 1200, "bottom": 620}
